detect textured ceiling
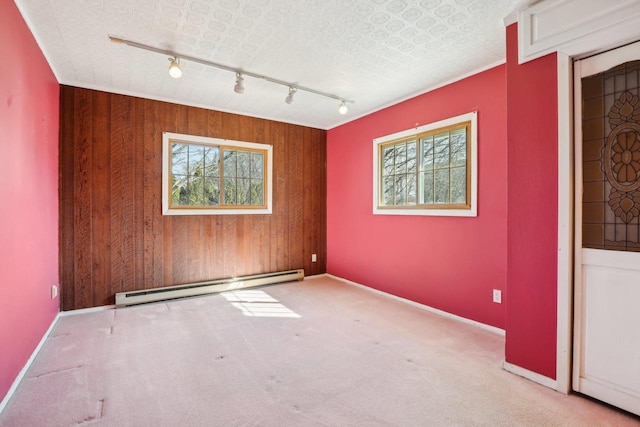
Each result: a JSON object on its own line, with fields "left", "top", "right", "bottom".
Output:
{"left": 15, "top": 0, "right": 529, "bottom": 130}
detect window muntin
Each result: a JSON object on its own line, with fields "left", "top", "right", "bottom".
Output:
{"left": 163, "top": 133, "right": 272, "bottom": 215}
{"left": 373, "top": 112, "right": 477, "bottom": 217}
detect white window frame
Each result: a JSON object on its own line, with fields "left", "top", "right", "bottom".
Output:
{"left": 372, "top": 111, "right": 477, "bottom": 217}
{"left": 162, "top": 132, "right": 273, "bottom": 215}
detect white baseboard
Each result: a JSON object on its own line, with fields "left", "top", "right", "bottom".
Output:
{"left": 0, "top": 312, "right": 61, "bottom": 415}
{"left": 326, "top": 274, "right": 506, "bottom": 336}
{"left": 303, "top": 274, "right": 327, "bottom": 280}
{"left": 503, "top": 361, "right": 558, "bottom": 390}
{"left": 60, "top": 304, "right": 115, "bottom": 317}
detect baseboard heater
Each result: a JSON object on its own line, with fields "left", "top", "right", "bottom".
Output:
{"left": 115, "top": 269, "right": 304, "bottom": 308}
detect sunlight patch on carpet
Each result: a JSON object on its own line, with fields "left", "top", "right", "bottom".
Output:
{"left": 222, "top": 290, "right": 301, "bottom": 318}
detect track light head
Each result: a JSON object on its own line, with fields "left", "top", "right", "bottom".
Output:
{"left": 285, "top": 86, "right": 297, "bottom": 105}
{"left": 168, "top": 57, "right": 182, "bottom": 78}
{"left": 234, "top": 73, "right": 245, "bottom": 94}
{"left": 338, "top": 101, "right": 348, "bottom": 115}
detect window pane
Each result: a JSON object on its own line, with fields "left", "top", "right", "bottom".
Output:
{"left": 421, "top": 171, "right": 433, "bottom": 204}
{"left": 407, "top": 173, "right": 416, "bottom": 204}
{"left": 223, "top": 151, "right": 237, "bottom": 177}
{"left": 407, "top": 140, "right": 417, "bottom": 173}
{"left": 251, "top": 179, "right": 264, "bottom": 205}
{"left": 188, "top": 145, "right": 205, "bottom": 176}
{"left": 223, "top": 177, "right": 236, "bottom": 204}
{"left": 188, "top": 176, "right": 205, "bottom": 205}
{"left": 204, "top": 177, "right": 220, "bottom": 206}
{"left": 237, "top": 152, "right": 250, "bottom": 178}
{"left": 450, "top": 128, "right": 467, "bottom": 167}
{"left": 204, "top": 146, "right": 220, "bottom": 177}
{"left": 172, "top": 175, "right": 188, "bottom": 205}
{"left": 451, "top": 166, "right": 467, "bottom": 204}
{"left": 383, "top": 146, "right": 395, "bottom": 176}
{"left": 251, "top": 153, "right": 263, "bottom": 177}
{"left": 434, "top": 132, "right": 450, "bottom": 168}
{"left": 383, "top": 176, "right": 394, "bottom": 205}
{"left": 434, "top": 169, "right": 450, "bottom": 203}
{"left": 421, "top": 136, "right": 433, "bottom": 170}
{"left": 237, "top": 178, "right": 250, "bottom": 205}
{"left": 172, "top": 143, "right": 188, "bottom": 175}
{"left": 395, "top": 143, "right": 407, "bottom": 174}
{"left": 395, "top": 175, "right": 407, "bottom": 205}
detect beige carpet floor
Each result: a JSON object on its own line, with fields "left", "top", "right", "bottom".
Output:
{"left": 1, "top": 276, "right": 638, "bottom": 426}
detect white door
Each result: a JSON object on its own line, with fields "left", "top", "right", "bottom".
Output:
{"left": 574, "top": 41, "right": 640, "bottom": 416}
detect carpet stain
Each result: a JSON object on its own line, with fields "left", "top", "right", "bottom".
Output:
{"left": 50, "top": 333, "right": 70, "bottom": 338}
{"left": 214, "top": 355, "right": 226, "bottom": 361}
{"left": 31, "top": 365, "right": 84, "bottom": 378}
{"left": 75, "top": 399, "right": 105, "bottom": 425}
{"left": 268, "top": 376, "right": 281, "bottom": 384}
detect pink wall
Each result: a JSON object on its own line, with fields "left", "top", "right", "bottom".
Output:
{"left": 0, "top": 1, "right": 60, "bottom": 401}
{"left": 505, "top": 24, "right": 558, "bottom": 379}
{"left": 327, "top": 65, "right": 508, "bottom": 329}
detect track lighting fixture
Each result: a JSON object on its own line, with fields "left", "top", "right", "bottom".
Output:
{"left": 110, "top": 36, "right": 354, "bottom": 114}
{"left": 168, "top": 57, "right": 182, "bottom": 79}
{"left": 285, "top": 86, "right": 297, "bottom": 105}
{"left": 234, "top": 73, "right": 245, "bottom": 94}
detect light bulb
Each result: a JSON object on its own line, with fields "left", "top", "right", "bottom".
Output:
{"left": 285, "top": 87, "right": 296, "bottom": 105}
{"left": 168, "top": 58, "right": 182, "bottom": 78}
{"left": 338, "top": 101, "right": 348, "bottom": 115}
{"left": 234, "top": 73, "right": 244, "bottom": 94}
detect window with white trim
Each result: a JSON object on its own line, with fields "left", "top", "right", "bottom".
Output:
{"left": 373, "top": 112, "right": 477, "bottom": 217}
{"left": 162, "top": 132, "right": 272, "bottom": 215}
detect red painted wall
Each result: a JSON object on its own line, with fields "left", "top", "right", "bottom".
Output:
{"left": 0, "top": 2, "right": 60, "bottom": 402}
{"left": 327, "top": 65, "right": 508, "bottom": 329}
{"left": 505, "top": 24, "right": 558, "bottom": 379}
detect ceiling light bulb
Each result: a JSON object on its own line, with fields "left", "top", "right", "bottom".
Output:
{"left": 234, "top": 73, "right": 244, "bottom": 94}
{"left": 338, "top": 101, "right": 348, "bottom": 115}
{"left": 285, "top": 87, "right": 296, "bottom": 105}
{"left": 168, "top": 57, "right": 182, "bottom": 78}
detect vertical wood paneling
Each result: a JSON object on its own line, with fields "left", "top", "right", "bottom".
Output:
{"left": 72, "top": 88, "right": 93, "bottom": 309}
{"left": 316, "top": 129, "right": 328, "bottom": 274}
{"left": 132, "top": 97, "right": 145, "bottom": 290}
{"left": 288, "top": 126, "right": 305, "bottom": 271}
{"left": 302, "top": 127, "right": 313, "bottom": 275}
{"left": 59, "top": 86, "right": 327, "bottom": 310}
{"left": 110, "top": 94, "right": 135, "bottom": 295}
{"left": 311, "top": 128, "right": 327, "bottom": 275}
{"left": 271, "top": 121, "right": 289, "bottom": 272}
{"left": 59, "top": 88, "right": 75, "bottom": 310}
{"left": 91, "top": 91, "right": 112, "bottom": 306}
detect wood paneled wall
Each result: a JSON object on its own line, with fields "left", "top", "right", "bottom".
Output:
{"left": 59, "top": 86, "right": 326, "bottom": 310}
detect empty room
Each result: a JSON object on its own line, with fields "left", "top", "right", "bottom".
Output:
{"left": 1, "top": 0, "right": 639, "bottom": 425}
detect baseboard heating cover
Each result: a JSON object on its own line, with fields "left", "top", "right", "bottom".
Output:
{"left": 115, "top": 269, "right": 304, "bottom": 308}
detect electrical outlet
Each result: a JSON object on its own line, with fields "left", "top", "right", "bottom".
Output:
{"left": 492, "top": 289, "right": 502, "bottom": 304}
{"left": 311, "top": 253, "right": 317, "bottom": 262}
{"left": 51, "top": 285, "right": 58, "bottom": 300}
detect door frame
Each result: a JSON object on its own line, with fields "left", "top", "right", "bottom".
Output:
{"left": 555, "top": 27, "right": 640, "bottom": 393}
{"left": 571, "top": 43, "right": 640, "bottom": 410}
{"left": 514, "top": 0, "right": 640, "bottom": 394}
